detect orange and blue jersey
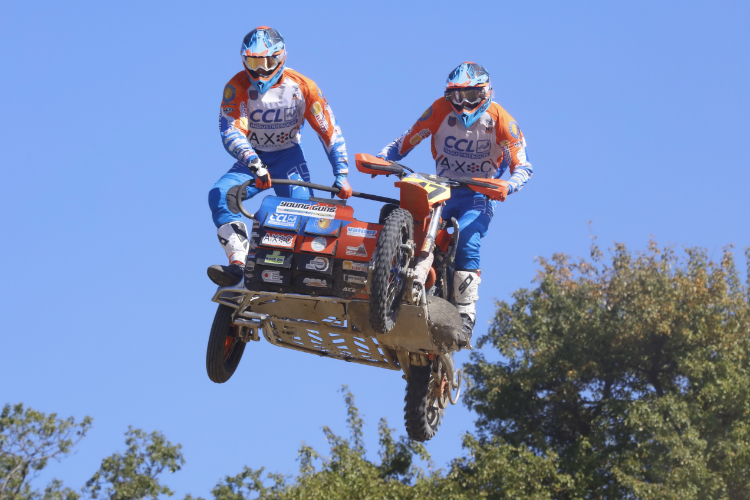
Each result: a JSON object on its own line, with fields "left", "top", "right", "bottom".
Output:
{"left": 378, "top": 98, "right": 532, "bottom": 195}
{"left": 219, "top": 68, "right": 348, "bottom": 175}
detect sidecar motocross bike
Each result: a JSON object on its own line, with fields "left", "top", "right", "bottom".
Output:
{"left": 206, "top": 153, "right": 507, "bottom": 441}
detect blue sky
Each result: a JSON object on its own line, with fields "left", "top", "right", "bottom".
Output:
{"left": 1, "top": 0, "right": 749, "bottom": 497}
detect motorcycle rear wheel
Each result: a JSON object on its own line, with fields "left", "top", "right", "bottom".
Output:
{"left": 206, "top": 304, "right": 246, "bottom": 383}
{"left": 369, "top": 208, "right": 414, "bottom": 333}
{"left": 404, "top": 361, "right": 445, "bottom": 442}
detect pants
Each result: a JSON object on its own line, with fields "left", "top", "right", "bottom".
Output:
{"left": 442, "top": 189, "right": 495, "bottom": 270}
{"left": 208, "top": 145, "right": 312, "bottom": 227}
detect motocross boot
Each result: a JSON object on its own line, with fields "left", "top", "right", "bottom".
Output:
{"left": 454, "top": 269, "right": 481, "bottom": 348}
{"left": 207, "top": 221, "right": 250, "bottom": 287}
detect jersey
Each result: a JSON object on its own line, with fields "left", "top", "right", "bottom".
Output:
{"left": 219, "top": 68, "right": 348, "bottom": 176}
{"left": 378, "top": 98, "right": 532, "bottom": 194}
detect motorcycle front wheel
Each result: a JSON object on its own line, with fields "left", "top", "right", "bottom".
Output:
{"left": 369, "top": 208, "right": 414, "bottom": 333}
{"left": 206, "top": 304, "right": 246, "bottom": 383}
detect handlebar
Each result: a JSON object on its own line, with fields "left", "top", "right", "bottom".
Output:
{"left": 235, "top": 178, "right": 400, "bottom": 220}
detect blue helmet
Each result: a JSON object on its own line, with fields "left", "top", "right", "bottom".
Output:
{"left": 241, "top": 27, "right": 286, "bottom": 94}
{"left": 444, "top": 62, "right": 492, "bottom": 128}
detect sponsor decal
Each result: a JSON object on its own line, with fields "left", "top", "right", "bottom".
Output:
{"left": 344, "top": 274, "right": 366, "bottom": 285}
{"left": 448, "top": 116, "right": 456, "bottom": 127}
{"left": 239, "top": 117, "right": 248, "bottom": 129}
{"left": 240, "top": 102, "right": 248, "bottom": 117}
{"left": 261, "top": 232, "right": 295, "bottom": 248}
{"left": 223, "top": 85, "right": 236, "bottom": 103}
{"left": 261, "top": 269, "right": 283, "bottom": 283}
{"left": 303, "top": 277, "right": 328, "bottom": 288}
{"left": 419, "top": 106, "right": 433, "bottom": 121}
{"left": 247, "top": 107, "right": 299, "bottom": 130}
{"left": 315, "top": 218, "right": 331, "bottom": 229}
{"left": 346, "top": 243, "right": 368, "bottom": 258}
{"left": 267, "top": 213, "right": 299, "bottom": 228}
{"left": 443, "top": 135, "right": 491, "bottom": 160}
{"left": 264, "top": 250, "right": 285, "bottom": 265}
{"left": 346, "top": 227, "right": 377, "bottom": 239}
{"left": 509, "top": 120, "right": 520, "bottom": 139}
{"left": 248, "top": 90, "right": 258, "bottom": 100}
{"left": 310, "top": 101, "right": 329, "bottom": 132}
{"left": 410, "top": 134, "right": 423, "bottom": 146}
{"left": 277, "top": 201, "right": 336, "bottom": 219}
{"left": 342, "top": 286, "right": 360, "bottom": 293}
{"left": 222, "top": 107, "right": 235, "bottom": 114}
{"left": 311, "top": 237, "right": 327, "bottom": 252}
{"left": 305, "top": 257, "right": 330, "bottom": 272}
{"left": 248, "top": 129, "right": 297, "bottom": 146}
{"left": 343, "top": 260, "right": 368, "bottom": 272}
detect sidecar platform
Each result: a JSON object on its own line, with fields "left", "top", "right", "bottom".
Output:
{"left": 212, "top": 285, "right": 463, "bottom": 371}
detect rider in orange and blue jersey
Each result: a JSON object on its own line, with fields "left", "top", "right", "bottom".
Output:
{"left": 208, "top": 27, "right": 352, "bottom": 286}
{"left": 376, "top": 62, "right": 534, "bottom": 341}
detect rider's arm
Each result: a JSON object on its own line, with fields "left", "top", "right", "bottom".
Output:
{"left": 219, "top": 79, "right": 258, "bottom": 166}
{"left": 292, "top": 74, "right": 348, "bottom": 176}
{"left": 377, "top": 98, "right": 448, "bottom": 161}
{"left": 492, "top": 105, "right": 533, "bottom": 195}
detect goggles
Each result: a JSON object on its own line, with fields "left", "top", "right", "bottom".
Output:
{"left": 444, "top": 87, "right": 488, "bottom": 107}
{"left": 243, "top": 53, "right": 284, "bottom": 72}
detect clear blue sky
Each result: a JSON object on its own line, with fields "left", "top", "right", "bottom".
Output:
{"left": 1, "top": 0, "right": 749, "bottom": 497}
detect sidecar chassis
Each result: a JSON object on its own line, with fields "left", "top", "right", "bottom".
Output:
{"left": 213, "top": 285, "right": 455, "bottom": 372}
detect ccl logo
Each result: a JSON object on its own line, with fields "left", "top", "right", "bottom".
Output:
{"left": 249, "top": 107, "right": 297, "bottom": 124}
{"left": 444, "top": 136, "right": 491, "bottom": 155}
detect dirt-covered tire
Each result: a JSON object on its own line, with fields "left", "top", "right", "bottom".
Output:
{"left": 369, "top": 208, "right": 413, "bottom": 333}
{"left": 206, "top": 304, "right": 246, "bottom": 383}
{"left": 378, "top": 204, "right": 399, "bottom": 225}
{"left": 404, "top": 362, "right": 444, "bottom": 442}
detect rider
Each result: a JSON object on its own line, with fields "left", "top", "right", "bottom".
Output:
{"left": 376, "top": 62, "right": 533, "bottom": 343}
{"left": 208, "top": 26, "right": 352, "bottom": 286}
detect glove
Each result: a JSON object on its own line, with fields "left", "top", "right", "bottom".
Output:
{"left": 333, "top": 174, "right": 352, "bottom": 200}
{"left": 489, "top": 182, "right": 509, "bottom": 202}
{"left": 248, "top": 158, "right": 272, "bottom": 190}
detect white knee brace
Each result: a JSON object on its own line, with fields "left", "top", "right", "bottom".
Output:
{"left": 217, "top": 221, "right": 250, "bottom": 265}
{"left": 453, "top": 270, "right": 481, "bottom": 322}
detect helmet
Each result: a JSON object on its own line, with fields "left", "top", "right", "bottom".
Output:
{"left": 241, "top": 27, "right": 286, "bottom": 94}
{"left": 444, "top": 62, "right": 492, "bottom": 128}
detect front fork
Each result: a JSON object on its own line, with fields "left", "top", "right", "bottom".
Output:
{"left": 406, "top": 203, "right": 445, "bottom": 305}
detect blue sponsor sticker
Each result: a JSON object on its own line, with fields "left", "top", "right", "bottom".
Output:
{"left": 265, "top": 212, "right": 300, "bottom": 231}
{"left": 509, "top": 120, "right": 520, "bottom": 139}
{"left": 304, "top": 217, "right": 342, "bottom": 236}
{"left": 419, "top": 106, "right": 433, "bottom": 121}
{"left": 223, "top": 85, "right": 236, "bottom": 103}
{"left": 249, "top": 89, "right": 258, "bottom": 101}
{"left": 448, "top": 116, "right": 456, "bottom": 127}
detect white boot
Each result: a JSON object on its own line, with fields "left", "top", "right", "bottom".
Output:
{"left": 207, "top": 221, "right": 250, "bottom": 286}
{"left": 454, "top": 269, "right": 481, "bottom": 344}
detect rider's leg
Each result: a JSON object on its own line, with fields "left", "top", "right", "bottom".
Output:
{"left": 207, "top": 163, "right": 260, "bottom": 286}
{"left": 443, "top": 191, "right": 494, "bottom": 343}
{"left": 206, "top": 147, "right": 316, "bottom": 286}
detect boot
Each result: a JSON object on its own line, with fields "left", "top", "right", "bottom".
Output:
{"left": 454, "top": 269, "right": 481, "bottom": 347}
{"left": 207, "top": 221, "right": 250, "bottom": 287}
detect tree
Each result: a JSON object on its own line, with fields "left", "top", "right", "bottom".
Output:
{"left": 84, "top": 427, "right": 184, "bottom": 500}
{"left": 464, "top": 242, "right": 750, "bottom": 499}
{"left": 0, "top": 403, "right": 91, "bottom": 500}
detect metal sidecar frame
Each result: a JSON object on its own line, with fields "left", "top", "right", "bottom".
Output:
{"left": 212, "top": 283, "right": 462, "bottom": 377}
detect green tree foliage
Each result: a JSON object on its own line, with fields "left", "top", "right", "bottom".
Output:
{"left": 84, "top": 427, "right": 184, "bottom": 500}
{"left": 0, "top": 403, "right": 91, "bottom": 500}
{"left": 464, "top": 242, "right": 750, "bottom": 499}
